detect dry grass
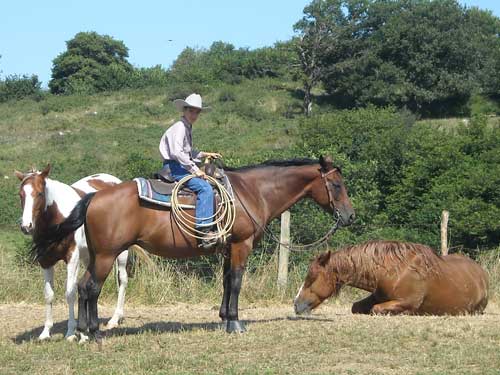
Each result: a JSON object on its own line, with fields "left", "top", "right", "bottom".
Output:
{"left": 1, "top": 302, "right": 500, "bottom": 374}
{"left": 2, "top": 239, "right": 500, "bottom": 374}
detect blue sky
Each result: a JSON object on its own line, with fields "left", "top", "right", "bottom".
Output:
{"left": 0, "top": 0, "right": 498, "bottom": 87}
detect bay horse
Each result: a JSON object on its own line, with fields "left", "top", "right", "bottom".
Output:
{"left": 33, "top": 156, "right": 354, "bottom": 337}
{"left": 294, "top": 240, "right": 489, "bottom": 316}
{"left": 15, "top": 165, "right": 135, "bottom": 341}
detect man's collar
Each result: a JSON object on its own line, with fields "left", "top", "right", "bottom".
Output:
{"left": 181, "top": 116, "right": 192, "bottom": 128}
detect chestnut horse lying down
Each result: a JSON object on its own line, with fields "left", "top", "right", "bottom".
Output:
{"left": 294, "top": 240, "right": 488, "bottom": 316}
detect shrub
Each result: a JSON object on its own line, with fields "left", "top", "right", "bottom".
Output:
{"left": 0, "top": 74, "right": 42, "bottom": 102}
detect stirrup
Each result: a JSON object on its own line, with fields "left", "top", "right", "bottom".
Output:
{"left": 198, "top": 231, "right": 218, "bottom": 249}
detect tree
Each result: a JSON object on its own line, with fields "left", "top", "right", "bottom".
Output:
{"left": 294, "top": 0, "right": 344, "bottom": 115}
{"left": 296, "top": 0, "right": 500, "bottom": 115}
{"left": 49, "top": 32, "right": 133, "bottom": 94}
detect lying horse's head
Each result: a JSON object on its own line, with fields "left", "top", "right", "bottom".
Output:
{"left": 15, "top": 164, "right": 51, "bottom": 235}
{"left": 294, "top": 251, "right": 342, "bottom": 315}
{"left": 310, "top": 156, "right": 355, "bottom": 227}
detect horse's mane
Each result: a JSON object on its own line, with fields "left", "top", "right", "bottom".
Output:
{"left": 331, "top": 240, "right": 443, "bottom": 281}
{"left": 224, "top": 158, "right": 340, "bottom": 172}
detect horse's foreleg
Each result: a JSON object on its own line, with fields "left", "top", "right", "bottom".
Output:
{"left": 65, "top": 248, "right": 79, "bottom": 341}
{"left": 39, "top": 267, "right": 55, "bottom": 340}
{"left": 88, "top": 255, "right": 116, "bottom": 340}
{"left": 351, "top": 293, "right": 377, "bottom": 314}
{"left": 106, "top": 250, "right": 129, "bottom": 329}
{"left": 218, "top": 256, "right": 231, "bottom": 321}
{"left": 371, "top": 300, "right": 416, "bottom": 315}
{"left": 226, "top": 241, "right": 251, "bottom": 333}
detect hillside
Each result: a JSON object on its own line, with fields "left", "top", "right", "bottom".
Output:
{"left": 0, "top": 78, "right": 303, "bottom": 226}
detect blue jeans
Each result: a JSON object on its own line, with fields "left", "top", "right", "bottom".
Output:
{"left": 164, "top": 160, "right": 214, "bottom": 228}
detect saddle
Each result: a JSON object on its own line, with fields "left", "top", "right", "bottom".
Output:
{"left": 135, "top": 162, "right": 231, "bottom": 209}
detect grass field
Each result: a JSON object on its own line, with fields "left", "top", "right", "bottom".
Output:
{"left": 1, "top": 302, "right": 500, "bottom": 374}
{"left": 1, "top": 232, "right": 500, "bottom": 374}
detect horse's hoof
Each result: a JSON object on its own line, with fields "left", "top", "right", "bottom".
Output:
{"left": 226, "top": 320, "right": 246, "bottom": 334}
{"left": 38, "top": 330, "right": 51, "bottom": 341}
{"left": 65, "top": 334, "right": 77, "bottom": 342}
{"left": 104, "top": 319, "right": 120, "bottom": 330}
{"left": 76, "top": 331, "right": 89, "bottom": 344}
{"left": 103, "top": 320, "right": 119, "bottom": 331}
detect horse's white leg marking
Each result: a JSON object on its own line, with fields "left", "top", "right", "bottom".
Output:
{"left": 39, "top": 267, "right": 55, "bottom": 340}
{"left": 107, "top": 250, "right": 129, "bottom": 329}
{"left": 65, "top": 248, "right": 79, "bottom": 341}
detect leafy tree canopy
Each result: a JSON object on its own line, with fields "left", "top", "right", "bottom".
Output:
{"left": 295, "top": 0, "right": 500, "bottom": 115}
{"left": 49, "top": 32, "right": 133, "bottom": 94}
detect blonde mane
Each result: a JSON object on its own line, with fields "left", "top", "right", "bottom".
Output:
{"left": 330, "top": 240, "right": 443, "bottom": 284}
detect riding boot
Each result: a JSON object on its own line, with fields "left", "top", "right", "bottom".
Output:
{"left": 198, "top": 227, "right": 218, "bottom": 249}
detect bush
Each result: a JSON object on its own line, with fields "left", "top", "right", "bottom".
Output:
{"left": 122, "top": 152, "right": 160, "bottom": 180}
{"left": 0, "top": 74, "right": 42, "bottom": 102}
{"left": 130, "top": 65, "right": 171, "bottom": 89}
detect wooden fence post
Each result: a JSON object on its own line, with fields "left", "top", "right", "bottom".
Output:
{"left": 277, "top": 211, "right": 290, "bottom": 289}
{"left": 441, "top": 210, "right": 449, "bottom": 256}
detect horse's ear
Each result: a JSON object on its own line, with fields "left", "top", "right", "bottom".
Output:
{"left": 319, "top": 155, "right": 333, "bottom": 171}
{"left": 317, "top": 251, "right": 331, "bottom": 267}
{"left": 41, "top": 164, "right": 51, "bottom": 177}
{"left": 14, "top": 170, "right": 25, "bottom": 181}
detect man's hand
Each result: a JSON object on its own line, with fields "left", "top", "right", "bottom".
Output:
{"left": 194, "top": 169, "right": 207, "bottom": 179}
{"left": 203, "top": 152, "right": 222, "bottom": 159}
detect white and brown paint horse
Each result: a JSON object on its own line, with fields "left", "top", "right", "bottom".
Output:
{"left": 15, "top": 165, "right": 130, "bottom": 341}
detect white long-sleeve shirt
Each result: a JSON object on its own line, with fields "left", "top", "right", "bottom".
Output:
{"left": 159, "top": 117, "right": 204, "bottom": 173}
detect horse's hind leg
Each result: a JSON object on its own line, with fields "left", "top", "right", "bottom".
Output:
{"left": 352, "top": 294, "right": 377, "bottom": 314}
{"left": 371, "top": 300, "right": 416, "bottom": 315}
{"left": 39, "top": 267, "right": 55, "bottom": 340}
{"left": 106, "top": 250, "right": 129, "bottom": 329}
{"left": 88, "top": 254, "right": 116, "bottom": 340}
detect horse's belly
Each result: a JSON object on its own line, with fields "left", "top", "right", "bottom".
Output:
{"left": 418, "top": 280, "right": 487, "bottom": 315}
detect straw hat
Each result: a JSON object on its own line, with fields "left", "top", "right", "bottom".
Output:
{"left": 173, "top": 93, "right": 211, "bottom": 112}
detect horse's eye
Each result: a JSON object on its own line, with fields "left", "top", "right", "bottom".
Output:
{"left": 38, "top": 192, "right": 43, "bottom": 197}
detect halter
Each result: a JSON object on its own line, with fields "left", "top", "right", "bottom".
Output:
{"left": 19, "top": 172, "right": 37, "bottom": 186}
{"left": 321, "top": 168, "right": 338, "bottom": 212}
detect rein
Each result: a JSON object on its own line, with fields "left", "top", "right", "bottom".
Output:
{"left": 233, "top": 168, "right": 342, "bottom": 252}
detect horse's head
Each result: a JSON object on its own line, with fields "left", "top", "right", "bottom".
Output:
{"left": 15, "top": 164, "right": 51, "bottom": 235}
{"left": 294, "top": 251, "right": 342, "bottom": 315}
{"left": 309, "top": 155, "right": 355, "bottom": 227}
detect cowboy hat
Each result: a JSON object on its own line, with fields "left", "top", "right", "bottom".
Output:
{"left": 173, "top": 93, "right": 211, "bottom": 112}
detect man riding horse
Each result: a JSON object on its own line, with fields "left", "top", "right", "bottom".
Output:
{"left": 159, "top": 93, "right": 221, "bottom": 249}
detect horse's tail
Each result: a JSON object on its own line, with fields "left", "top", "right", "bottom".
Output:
{"left": 32, "top": 192, "right": 96, "bottom": 261}
{"left": 124, "top": 245, "right": 156, "bottom": 278}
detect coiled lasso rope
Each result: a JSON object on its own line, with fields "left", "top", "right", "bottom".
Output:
{"left": 170, "top": 174, "right": 236, "bottom": 243}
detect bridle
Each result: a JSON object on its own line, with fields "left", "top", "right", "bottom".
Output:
{"left": 321, "top": 168, "right": 339, "bottom": 213}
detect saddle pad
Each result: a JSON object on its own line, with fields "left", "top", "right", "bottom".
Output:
{"left": 134, "top": 177, "right": 195, "bottom": 209}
